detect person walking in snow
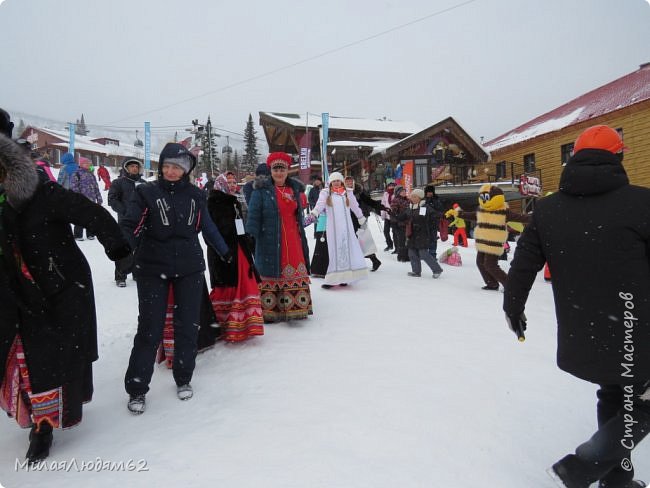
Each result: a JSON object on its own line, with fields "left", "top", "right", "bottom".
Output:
{"left": 309, "top": 172, "right": 368, "bottom": 288}
{"left": 107, "top": 157, "right": 146, "bottom": 287}
{"left": 405, "top": 188, "right": 443, "bottom": 278}
{"left": 206, "top": 174, "right": 263, "bottom": 342}
{"left": 0, "top": 134, "right": 131, "bottom": 464}
{"left": 423, "top": 185, "right": 444, "bottom": 258}
{"left": 121, "top": 143, "right": 230, "bottom": 414}
{"left": 96, "top": 163, "right": 112, "bottom": 190}
{"left": 56, "top": 152, "right": 78, "bottom": 189}
{"left": 70, "top": 156, "right": 103, "bottom": 241}
{"left": 448, "top": 186, "right": 529, "bottom": 291}
{"left": 246, "top": 152, "right": 312, "bottom": 322}
{"left": 380, "top": 181, "right": 395, "bottom": 251}
{"left": 390, "top": 185, "right": 410, "bottom": 262}
{"left": 504, "top": 125, "right": 650, "bottom": 488}
{"left": 344, "top": 175, "right": 384, "bottom": 272}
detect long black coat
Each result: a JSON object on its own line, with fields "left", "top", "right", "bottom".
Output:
{"left": 0, "top": 135, "right": 130, "bottom": 393}
{"left": 504, "top": 149, "right": 650, "bottom": 384}
{"left": 206, "top": 189, "right": 258, "bottom": 288}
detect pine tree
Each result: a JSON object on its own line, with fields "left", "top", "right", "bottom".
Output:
{"left": 199, "top": 116, "right": 219, "bottom": 176}
{"left": 75, "top": 114, "right": 89, "bottom": 136}
{"left": 242, "top": 113, "right": 259, "bottom": 174}
{"left": 15, "top": 119, "right": 26, "bottom": 136}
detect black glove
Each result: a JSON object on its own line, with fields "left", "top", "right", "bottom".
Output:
{"left": 506, "top": 312, "right": 527, "bottom": 342}
{"left": 106, "top": 243, "right": 132, "bottom": 261}
{"left": 116, "top": 253, "right": 134, "bottom": 275}
{"left": 220, "top": 250, "right": 233, "bottom": 264}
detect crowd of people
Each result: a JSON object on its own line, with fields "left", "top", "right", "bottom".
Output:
{"left": 1, "top": 107, "right": 648, "bottom": 488}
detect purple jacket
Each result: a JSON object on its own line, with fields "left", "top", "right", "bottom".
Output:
{"left": 70, "top": 168, "right": 103, "bottom": 204}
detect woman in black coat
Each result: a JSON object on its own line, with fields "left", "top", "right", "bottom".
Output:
{"left": 121, "top": 143, "right": 229, "bottom": 414}
{"left": 206, "top": 174, "right": 263, "bottom": 342}
{"left": 0, "top": 134, "right": 131, "bottom": 463}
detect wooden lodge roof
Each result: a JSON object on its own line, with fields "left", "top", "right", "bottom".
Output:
{"left": 259, "top": 111, "right": 420, "bottom": 154}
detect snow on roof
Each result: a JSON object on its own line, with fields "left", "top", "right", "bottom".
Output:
{"left": 327, "top": 139, "right": 401, "bottom": 148}
{"left": 485, "top": 63, "right": 650, "bottom": 151}
{"left": 39, "top": 127, "right": 159, "bottom": 159}
{"left": 261, "top": 112, "right": 421, "bottom": 134}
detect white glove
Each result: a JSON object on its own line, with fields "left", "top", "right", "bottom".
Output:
{"left": 358, "top": 216, "right": 367, "bottom": 227}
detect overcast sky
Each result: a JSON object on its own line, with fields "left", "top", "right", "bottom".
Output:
{"left": 1, "top": 0, "right": 649, "bottom": 151}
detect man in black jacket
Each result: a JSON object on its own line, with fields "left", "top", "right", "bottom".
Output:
{"left": 108, "top": 158, "right": 145, "bottom": 287}
{"left": 504, "top": 125, "right": 650, "bottom": 488}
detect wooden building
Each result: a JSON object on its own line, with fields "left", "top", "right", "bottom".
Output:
{"left": 259, "top": 112, "right": 420, "bottom": 184}
{"left": 485, "top": 62, "right": 650, "bottom": 199}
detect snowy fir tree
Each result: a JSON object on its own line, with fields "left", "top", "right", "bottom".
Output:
{"left": 242, "top": 113, "right": 259, "bottom": 174}
{"left": 15, "top": 118, "right": 26, "bottom": 136}
{"left": 199, "top": 116, "right": 219, "bottom": 175}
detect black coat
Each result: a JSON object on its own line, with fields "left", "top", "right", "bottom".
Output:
{"left": 121, "top": 178, "right": 228, "bottom": 279}
{"left": 504, "top": 149, "right": 650, "bottom": 384}
{"left": 107, "top": 171, "right": 145, "bottom": 222}
{"left": 206, "top": 190, "right": 258, "bottom": 288}
{"left": 0, "top": 136, "right": 130, "bottom": 392}
{"left": 406, "top": 202, "right": 438, "bottom": 249}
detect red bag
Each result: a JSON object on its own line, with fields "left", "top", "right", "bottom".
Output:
{"left": 439, "top": 217, "right": 449, "bottom": 242}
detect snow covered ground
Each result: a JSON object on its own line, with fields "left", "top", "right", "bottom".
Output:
{"left": 0, "top": 179, "right": 648, "bottom": 488}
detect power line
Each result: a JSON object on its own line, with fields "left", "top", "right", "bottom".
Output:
{"left": 106, "top": 0, "right": 477, "bottom": 124}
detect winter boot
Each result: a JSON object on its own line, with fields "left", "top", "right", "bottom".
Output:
{"left": 599, "top": 481, "right": 647, "bottom": 488}
{"left": 407, "top": 272, "right": 421, "bottom": 277}
{"left": 127, "top": 394, "right": 146, "bottom": 414}
{"left": 481, "top": 284, "right": 499, "bottom": 291}
{"left": 177, "top": 384, "right": 193, "bottom": 401}
{"left": 116, "top": 280, "right": 127, "bottom": 288}
{"left": 369, "top": 255, "right": 382, "bottom": 272}
{"left": 26, "top": 422, "right": 53, "bottom": 464}
{"left": 321, "top": 284, "right": 333, "bottom": 289}
{"left": 432, "top": 273, "right": 441, "bottom": 279}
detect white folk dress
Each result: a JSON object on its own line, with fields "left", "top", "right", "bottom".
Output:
{"left": 313, "top": 188, "right": 368, "bottom": 285}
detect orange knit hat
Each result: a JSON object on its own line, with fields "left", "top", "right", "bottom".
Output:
{"left": 573, "top": 125, "right": 628, "bottom": 154}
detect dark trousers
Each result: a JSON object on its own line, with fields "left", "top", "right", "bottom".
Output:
{"left": 124, "top": 271, "right": 204, "bottom": 395}
{"left": 428, "top": 237, "right": 438, "bottom": 258}
{"left": 476, "top": 251, "right": 508, "bottom": 288}
{"left": 408, "top": 248, "right": 442, "bottom": 275}
{"left": 393, "top": 225, "right": 407, "bottom": 259}
{"left": 556, "top": 382, "right": 650, "bottom": 486}
{"left": 383, "top": 220, "right": 393, "bottom": 248}
{"left": 73, "top": 225, "right": 94, "bottom": 239}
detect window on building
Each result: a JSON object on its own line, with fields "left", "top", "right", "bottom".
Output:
{"left": 415, "top": 160, "right": 428, "bottom": 186}
{"left": 561, "top": 143, "right": 574, "bottom": 165}
{"left": 496, "top": 161, "right": 506, "bottom": 179}
{"left": 523, "top": 153, "right": 536, "bottom": 173}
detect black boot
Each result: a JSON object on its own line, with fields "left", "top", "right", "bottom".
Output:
{"left": 369, "top": 254, "right": 382, "bottom": 272}
{"left": 26, "top": 422, "right": 53, "bottom": 464}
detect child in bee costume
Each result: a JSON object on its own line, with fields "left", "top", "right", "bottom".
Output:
{"left": 448, "top": 184, "right": 529, "bottom": 290}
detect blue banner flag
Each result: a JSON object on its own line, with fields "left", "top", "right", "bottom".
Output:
{"left": 321, "top": 113, "right": 329, "bottom": 182}
{"left": 68, "top": 123, "right": 76, "bottom": 156}
{"left": 144, "top": 122, "right": 151, "bottom": 170}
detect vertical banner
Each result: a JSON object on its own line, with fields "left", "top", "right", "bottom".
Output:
{"left": 403, "top": 160, "right": 414, "bottom": 195}
{"left": 144, "top": 121, "right": 151, "bottom": 171}
{"left": 68, "top": 123, "right": 76, "bottom": 156}
{"left": 321, "top": 113, "right": 329, "bottom": 182}
{"left": 298, "top": 131, "right": 312, "bottom": 184}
